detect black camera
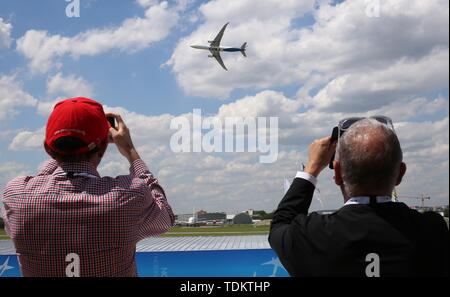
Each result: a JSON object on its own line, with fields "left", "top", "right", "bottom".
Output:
{"left": 107, "top": 116, "right": 116, "bottom": 129}
{"left": 329, "top": 126, "right": 341, "bottom": 169}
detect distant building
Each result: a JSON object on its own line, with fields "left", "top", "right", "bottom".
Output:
{"left": 410, "top": 206, "right": 434, "bottom": 213}
{"left": 233, "top": 213, "right": 253, "bottom": 224}
{"left": 176, "top": 214, "right": 193, "bottom": 223}
{"left": 197, "top": 212, "right": 226, "bottom": 223}
{"left": 316, "top": 210, "right": 337, "bottom": 215}
{"left": 225, "top": 214, "right": 235, "bottom": 225}
{"left": 253, "top": 219, "right": 272, "bottom": 226}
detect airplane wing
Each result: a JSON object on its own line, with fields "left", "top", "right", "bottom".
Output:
{"left": 210, "top": 22, "right": 229, "bottom": 47}
{"left": 210, "top": 50, "right": 228, "bottom": 70}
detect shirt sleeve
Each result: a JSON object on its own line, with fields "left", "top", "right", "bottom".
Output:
{"left": 295, "top": 171, "right": 318, "bottom": 187}
{"left": 129, "top": 159, "right": 175, "bottom": 240}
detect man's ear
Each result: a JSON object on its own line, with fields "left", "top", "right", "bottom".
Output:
{"left": 395, "top": 162, "right": 407, "bottom": 186}
{"left": 97, "top": 142, "right": 108, "bottom": 159}
{"left": 44, "top": 142, "right": 57, "bottom": 160}
{"left": 334, "top": 161, "right": 343, "bottom": 186}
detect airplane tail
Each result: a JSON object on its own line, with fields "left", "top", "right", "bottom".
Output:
{"left": 241, "top": 42, "right": 247, "bottom": 57}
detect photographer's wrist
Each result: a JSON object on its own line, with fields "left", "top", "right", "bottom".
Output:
{"left": 125, "top": 148, "right": 140, "bottom": 164}
{"left": 304, "top": 163, "right": 323, "bottom": 177}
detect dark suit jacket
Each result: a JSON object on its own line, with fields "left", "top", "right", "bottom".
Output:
{"left": 269, "top": 178, "right": 449, "bottom": 277}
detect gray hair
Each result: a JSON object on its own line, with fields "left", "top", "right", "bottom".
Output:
{"left": 336, "top": 118, "right": 403, "bottom": 196}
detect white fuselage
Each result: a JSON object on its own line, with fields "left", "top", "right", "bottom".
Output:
{"left": 190, "top": 45, "right": 241, "bottom": 52}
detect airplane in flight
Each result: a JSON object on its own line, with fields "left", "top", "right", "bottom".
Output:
{"left": 191, "top": 22, "right": 247, "bottom": 71}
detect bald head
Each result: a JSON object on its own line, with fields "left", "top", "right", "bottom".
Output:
{"left": 335, "top": 119, "right": 404, "bottom": 197}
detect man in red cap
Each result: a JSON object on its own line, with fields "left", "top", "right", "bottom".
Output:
{"left": 1, "top": 97, "right": 175, "bottom": 277}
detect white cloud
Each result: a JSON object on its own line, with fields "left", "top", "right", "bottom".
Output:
{"left": 9, "top": 127, "right": 45, "bottom": 151}
{"left": 311, "top": 49, "right": 449, "bottom": 112}
{"left": 217, "top": 90, "right": 301, "bottom": 118}
{"left": 8, "top": 92, "right": 449, "bottom": 212}
{"left": 104, "top": 105, "right": 175, "bottom": 146}
{"left": 68, "top": 90, "right": 450, "bottom": 211}
{"left": 167, "top": 0, "right": 449, "bottom": 98}
{"left": 395, "top": 116, "right": 449, "bottom": 205}
{"left": 47, "top": 72, "right": 94, "bottom": 97}
{"left": 0, "top": 75, "right": 38, "bottom": 120}
{"left": 371, "top": 96, "right": 449, "bottom": 122}
{"left": 35, "top": 73, "right": 95, "bottom": 116}
{"left": 16, "top": 1, "right": 180, "bottom": 73}
{"left": 136, "top": 0, "right": 158, "bottom": 8}
{"left": 36, "top": 100, "right": 59, "bottom": 117}
{"left": 4, "top": 0, "right": 449, "bottom": 213}
{"left": 165, "top": 0, "right": 316, "bottom": 97}
{"left": 0, "top": 18, "right": 12, "bottom": 48}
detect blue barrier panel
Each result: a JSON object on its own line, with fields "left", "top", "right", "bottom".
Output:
{"left": 0, "top": 255, "right": 20, "bottom": 277}
{"left": 136, "top": 249, "right": 288, "bottom": 277}
{"left": 0, "top": 250, "right": 288, "bottom": 277}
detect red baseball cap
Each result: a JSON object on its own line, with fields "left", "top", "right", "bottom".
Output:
{"left": 45, "top": 97, "right": 110, "bottom": 155}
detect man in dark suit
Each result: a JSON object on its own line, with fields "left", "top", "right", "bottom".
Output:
{"left": 269, "top": 118, "right": 449, "bottom": 277}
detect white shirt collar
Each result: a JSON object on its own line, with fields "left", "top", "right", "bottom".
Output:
{"left": 345, "top": 196, "right": 393, "bottom": 205}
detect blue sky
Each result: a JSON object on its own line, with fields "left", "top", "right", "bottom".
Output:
{"left": 0, "top": 0, "right": 449, "bottom": 213}
{"left": 1, "top": 1, "right": 214, "bottom": 114}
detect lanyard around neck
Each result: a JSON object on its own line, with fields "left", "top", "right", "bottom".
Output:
{"left": 345, "top": 196, "right": 393, "bottom": 205}
{"left": 54, "top": 172, "right": 98, "bottom": 179}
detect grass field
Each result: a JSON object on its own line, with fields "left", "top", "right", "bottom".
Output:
{"left": 161, "top": 225, "right": 270, "bottom": 237}
{"left": 0, "top": 225, "right": 269, "bottom": 240}
{"left": 0, "top": 228, "right": 8, "bottom": 240}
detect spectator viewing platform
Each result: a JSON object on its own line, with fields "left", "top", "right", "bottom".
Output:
{"left": 0, "top": 236, "right": 288, "bottom": 277}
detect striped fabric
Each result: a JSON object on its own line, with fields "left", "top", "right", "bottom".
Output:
{"left": 1, "top": 159, "right": 174, "bottom": 277}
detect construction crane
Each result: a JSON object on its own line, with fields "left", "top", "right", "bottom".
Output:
{"left": 398, "top": 194, "right": 431, "bottom": 207}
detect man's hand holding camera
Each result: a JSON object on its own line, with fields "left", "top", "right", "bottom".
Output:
{"left": 304, "top": 136, "right": 336, "bottom": 178}
{"left": 106, "top": 113, "right": 141, "bottom": 164}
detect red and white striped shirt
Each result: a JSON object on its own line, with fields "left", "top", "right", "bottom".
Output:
{"left": 1, "top": 159, "right": 175, "bottom": 277}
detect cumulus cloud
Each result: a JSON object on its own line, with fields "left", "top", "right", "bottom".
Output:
{"left": 16, "top": 1, "right": 181, "bottom": 73}
{"left": 166, "top": 0, "right": 449, "bottom": 98}
{"left": 9, "top": 127, "right": 45, "bottom": 151}
{"left": 4, "top": 0, "right": 449, "bottom": 213}
{"left": 8, "top": 107, "right": 450, "bottom": 207}
{"left": 0, "top": 75, "right": 38, "bottom": 120}
{"left": 217, "top": 90, "right": 301, "bottom": 118}
{"left": 165, "top": 0, "right": 316, "bottom": 97}
{"left": 136, "top": 0, "right": 158, "bottom": 8}
{"left": 311, "top": 49, "right": 449, "bottom": 112}
{"left": 11, "top": 89, "right": 448, "bottom": 212}
{"left": 0, "top": 18, "right": 12, "bottom": 48}
{"left": 10, "top": 85, "right": 449, "bottom": 212}
{"left": 47, "top": 72, "right": 94, "bottom": 97}
{"left": 35, "top": 73, "right": 95, "bottom": 116}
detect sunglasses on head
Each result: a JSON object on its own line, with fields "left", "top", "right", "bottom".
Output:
{"left": 329, "top": 116, "right": 395, "bottom": 169}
